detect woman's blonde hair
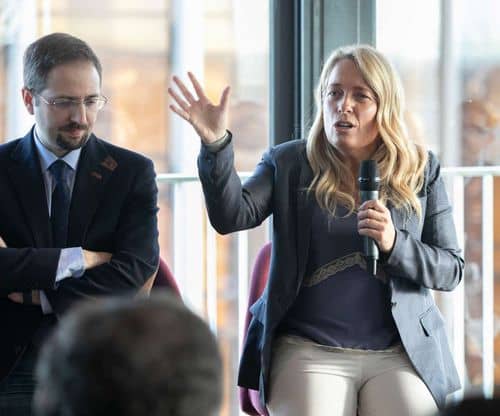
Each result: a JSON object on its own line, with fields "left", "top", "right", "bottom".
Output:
{"left": 306, "top": 44, "right": 427, "bottom": 218}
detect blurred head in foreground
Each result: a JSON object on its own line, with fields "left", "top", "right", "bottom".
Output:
{"left": 33, "top": 293, "right": 222, "bottom": 416}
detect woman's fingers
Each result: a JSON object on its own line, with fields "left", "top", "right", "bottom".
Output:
{"left": 219, "top": 86, "right": 231, "bottom": 108}
{"left": 188, "top": 72, "right": 207, "bottom": 102}
{"left": 168, "top": 73, "right": 230, "bottom": 143}
{"left": 358, "top": 201, "right": 389, "bottom": 220}
{"left": 358, "top": 210, "right": 386, "bottom": 226}
{"left": 173, "top": 75, "right": 197, "bottom": 103}
{"left": 358, "top": 199, "right": 385, "bottom": 212}
{"left": 169, "top": 103, "right": 190, "bottom": 122}
{"left": 167, "top": 87, "right": 191, "bottom": 114}
{"left": 357, "top": 200, "right": 395, "bottom": 253}
{"left": 358, "top": 216, "right": 384, "bottom": 231}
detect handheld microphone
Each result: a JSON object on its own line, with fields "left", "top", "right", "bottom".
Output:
{"left": 358, "top": 160, "right": 380, "bottom": 276}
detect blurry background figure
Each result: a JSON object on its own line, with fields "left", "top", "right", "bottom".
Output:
{"left": 483, "top": 68, "right": 500, "bottom": 115}
{"left": 461, "top": 100, "right": 497, "bottom": 166}
{"left": 33, "top": 293, "right": 222, "bottom": 416}
{"left": 460, "top": 99, "right": 499, "bottom": 389}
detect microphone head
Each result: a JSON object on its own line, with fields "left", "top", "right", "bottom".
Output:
{"left": 358, "top": 160, "right": 380, "bottom": 191}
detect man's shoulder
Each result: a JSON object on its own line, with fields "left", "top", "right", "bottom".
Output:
{"left": 0, "top": 137, "right": 23, "bottom": 153}
{"left": 0, "top": 137, "right": 27, "bottom": 163}
{"left": 90, "top": 135, "right": 153, "bottom": 167}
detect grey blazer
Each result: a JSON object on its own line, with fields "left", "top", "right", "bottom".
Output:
{"left": 198, "top": 137, "right": 464, "bottom": 408}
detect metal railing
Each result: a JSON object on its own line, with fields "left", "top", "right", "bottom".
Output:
{"left": 156, "top": 172, "right": 254, "bottom": 349}
{"left": 441, "top": 166, "right": 500, "bottom": 399}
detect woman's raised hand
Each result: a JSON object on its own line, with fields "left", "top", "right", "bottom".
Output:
{"left": 168, "top": 72, "right": 230, "bottom": 144}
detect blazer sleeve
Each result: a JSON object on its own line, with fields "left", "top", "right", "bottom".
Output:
{"left": 198, "top": 134, "right": 274, "bottom": 234}
{"left": 45, "top": 158, "right": 160, "bottom": 315}
{"left": 383, "top": 152, "right": 464, "bottom": 291}
{"left": 0, "top": 248, "right": 60, "bottom": 293}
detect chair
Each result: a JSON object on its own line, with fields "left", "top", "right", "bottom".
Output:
{"left": 152, "top": 257, "right": 181, "bottom": 297}
{"left": 138, "top": 257, "right": 181, "bottom": 298}
{"left": 239, "top": 242, "right": 271, "bottom": 416}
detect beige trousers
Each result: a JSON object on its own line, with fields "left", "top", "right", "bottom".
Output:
{"left": 267, "top": 335, "right": 438, "bottom": 416}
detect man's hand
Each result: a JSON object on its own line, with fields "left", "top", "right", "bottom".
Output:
{"left": 8, "top": 290, "right": 41, "bottom": 305}
{"left": 6, "top": 250, "right": 112, "bottom": 305}
{"left": 1, "top": 233, "right": 42, "bottom": 305}
{"left": 83, "top": 250, "right": 112, "bottom": 270}
{"left": 2, "top": 234, "right": 111, "bottom": 304}
{"left": 2, "top": 235, "right": 113, "bottom": 305}
{"left": 6, "top": 250, "right": 111, "bottom": 306}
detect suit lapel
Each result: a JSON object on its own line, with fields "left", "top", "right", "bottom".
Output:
{"left": 295, "top": 148, "right": 314, "bottom": 291}
{"left": 388, "top": 203, "right": 400, "bottom": 229}
{"left": 7, "top": 130, "right": 51, "bottom": 247}
{"left": 67, "top": 135, "right": 117, "bottom": 246}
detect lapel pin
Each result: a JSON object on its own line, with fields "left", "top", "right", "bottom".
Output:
{"left": 90, "top": 171, "right": 103, "bottom": 180}
{"left": 101, "top": 156, "right": 118, "bottom": 171}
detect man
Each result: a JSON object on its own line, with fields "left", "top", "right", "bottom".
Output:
{"left": 0, "top": 33, "right": 159, "bottom": 413}
{"left": 33, "top": 294, "right": 222, "bottom": 416}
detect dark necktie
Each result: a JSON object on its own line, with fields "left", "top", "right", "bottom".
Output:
{"left": 49, "top": 160, "right": 71, "bottom": 247}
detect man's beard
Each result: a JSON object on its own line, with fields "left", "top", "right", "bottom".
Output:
{"left": 56, "top": 122, "right": 90, "bottom": 151}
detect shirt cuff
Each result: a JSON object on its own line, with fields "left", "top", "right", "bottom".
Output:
{"left": 55, "top": 247, "right": 85, "bottom": 283}
{"left": 204, "top": 130, "right": 231, "bottom": 152}
{"left": 40, "top": 291, "right": 53, "bottom": 314}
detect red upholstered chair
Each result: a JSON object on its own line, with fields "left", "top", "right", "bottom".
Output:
{"left": 138, "top": 257, "right": 181, "bottom": 298}
{"left": 239, "top": 242, "right": 271, "bottom": 415}
{"left": 152, "top": 257, "right": 181, "bottom": 297}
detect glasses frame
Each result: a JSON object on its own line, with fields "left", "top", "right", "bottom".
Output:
{"left": 35, "top": 93, "right": 108, "bottom": 112}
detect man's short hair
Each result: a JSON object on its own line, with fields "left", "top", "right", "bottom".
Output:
{"left": 23, "top": 32, "right": 102, "bottom": 94}
{"left": 33, "top": 293, "right": 222, "bottom": 416}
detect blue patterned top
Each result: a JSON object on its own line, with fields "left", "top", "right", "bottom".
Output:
{"left": 278, "top": 201, "right": 400, "bottom": 349}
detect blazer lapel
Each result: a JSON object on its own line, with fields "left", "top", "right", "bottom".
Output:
{"left": 67, "top": 135, "right": 117, "bottom": 246}
{"left": 7, "top": 131, "right": 51, "bottom": 247}
{"left": 295, "top": 148, "right": 314, "bottom": 292}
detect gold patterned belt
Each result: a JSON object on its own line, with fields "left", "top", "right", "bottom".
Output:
{"left": 304, "top": 252, "right": 388, "bottom": 287}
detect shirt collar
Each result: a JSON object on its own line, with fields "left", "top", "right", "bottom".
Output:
{"left": 33, "top": 128, "right": 81, "bottom": 172}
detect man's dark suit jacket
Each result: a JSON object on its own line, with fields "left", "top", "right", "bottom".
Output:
{"left": 0, "top": 128, "right": 159, "bottom": 380}
{"left": 198, "top": 137, "right": 464, "bottom": 408}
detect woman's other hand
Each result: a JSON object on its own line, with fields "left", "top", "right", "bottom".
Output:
{"left": 357, "top": 200, "right": 396, "bottom": 254}
{"left": 168, "top": 72, "right": 230, "bottom": 144}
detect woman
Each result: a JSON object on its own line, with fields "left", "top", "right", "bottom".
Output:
{"left": 168, "top": 45, "right": 464, "bottom": 416}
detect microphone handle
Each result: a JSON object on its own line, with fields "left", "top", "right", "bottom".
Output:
{"left": 360, "top": 189, "right": 379, "bottom": 274}
{"left": 359, "top": 189, "right": 379, "bottom": 204}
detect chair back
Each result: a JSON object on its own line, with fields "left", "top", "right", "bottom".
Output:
{"left": 239, "top": 242, "right": 271, "bottom": 415}
{"left": 153, "top": 257, "right": 181, "bottom": 297}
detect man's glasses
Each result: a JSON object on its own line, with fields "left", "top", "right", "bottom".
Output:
{"left": 36, "top": 94, "right": 108, "bottom": 112}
